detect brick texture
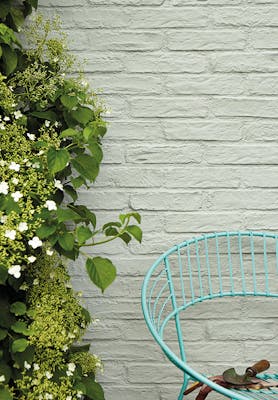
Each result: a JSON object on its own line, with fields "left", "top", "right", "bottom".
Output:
{"left": 40, "top": 2, "right": 278, "bottom": 400}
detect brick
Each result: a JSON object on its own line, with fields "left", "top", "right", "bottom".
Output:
{"left": 125, "top": 144, "right": 202, "bottom": 164}
{"left": 163, "top": 167, "right": 240, "bottom": 188}
{"left": 245, "top": 212, "right": 278, "bottom": 230}
{"left": 212, "top": 52, "right": 278, "bottom": 72}
{"left": 104, "top": 386, "right": 160, "bottom": 400}
{"left": 127, "top": 363, "right": 182, "bottom": 384}
{"left": 88, "top": 0, "right": 164, "bottom": 4}
{"left": 106, "top": 121, "right": 164, "bottom": 141}
{"left": 130, "top": 97, "right": 208, "bottom": 117}
{"left": 79, "top": 53, "right": 124, "bottom": 73}
{"left": 186, "top": 341, "right": 244, "bottom": 362}
{"left": 124, "top": 52, "right": 209, "bottom": 73}
{"left": 211, "top": 6, "right": 278, "bottom": 27}
{"left": 251, "top": 28, "right": 278, "bottom": 49}
{"left": 207, "top": 320, "right": 276, "bottom": 340}
{"left": 209, "top": 190, "right": 278, "bottom": 210}
{"left": 86, "top": 31, "right": 164, "bottom": 51}
{"left": 127, "top": 7, "right": 209, "bottom": 28}
{"left": 165, "top": 74, "right": 245, "bottom": 95}
{"left": 167, "top": 30, "right": 246, "bottom": 50}
{"left": 173, "top": 0, "right": 242, "bottom": 4}
{"left": 102, "top": 95, "right": 129, "bottom": 119}
{"left": 243, "top": 121, "right": 278, "bottom": 141}
{"left": 204, "top": 144, "right": 278, "bottom": 164}
{"left": 77, "top": 190, "right": 130, "bottom": 210}
{"left": 212, "top": 97, "right": 278, "bottom": 118}
{"left": 241, "top": 167, "right": 278, "bottom": 187}
{"left": 165, "top": 213, "right": 244, "bottom": 232}
{"left": 246, "top": 74, "right": 278, "bottom": 95}
{"left": 39, "top": 0, "right": 85, "bottom": 5}
{"left": 88, "top": 74, "right": 163, "bottom": 95}
{"left": 163, "top": 120, "right": 243, "bottom": 141}
{"left": 130, "top": 191, "right": 203, "bottom": 211}
{"left": 102, "top": 143, "right": 125, "bottom": 164}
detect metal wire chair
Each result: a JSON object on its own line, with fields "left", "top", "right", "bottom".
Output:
{"left": 141, "top": 231, "right": 278, "bottom": 400}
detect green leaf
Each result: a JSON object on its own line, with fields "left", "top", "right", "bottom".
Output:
{"left": 0, "top": 265, "right": 8, "bottom": 284}
{"left": 47, "top": 147, "right": 70, "bottom": 174}
{"left": 57, "top": 207, "right": 81, "bottom": 222}
{"left": 10, "top": 8, "right": 25, "bottom": 30}
{"left": 58, "top": 232, "right": 75, "bottom": 251}
{"left": 60, "top": 128, "right": 79, "bottom": 139}
{"left": 11, "top": 321, "right": 30, "bottom": 335}
{"left": 60, "top": 94, "right": 78, "bottom": 110}
{"left": 76, "top": 226, "right": 93, "bottom": 244}
{"left": 0, "top": 1, "right": 10, "bottom": 20}
{"left": 119, "top": 232, "right": 132, "bottom": 244}
{"left": 0, "top": 329, "right": 8, "bottom": 341}
{"left": 88, "top": 141, "right": 103, "bottom": 163}
{"left": 2, "top": 45, "right": 17, "bottom": 75}
{"left": 0, "top": 299, "right": 15, "bottom": 329}
{"left": 36, "top": 224, "right": 57, "bottom": 239}
{"left": 0, "top": 387, "right": 13, "bottom": 400}
{"left": 31, "top": 110, "right": 57, "bottom": 121}
{"left": 11, "top": 338, "right": 29, "bottom": 353}
{"left": 69, "top": 205, "right": 96, "bottom": 227}
{"left": 11, "top": 345, "right": 34, "bottom": 369}
{"left": 119, "top": 212, "right": 141, "bottom": 224}
{"left": 81, "top": 307, "right": 91, "bottom": 324}
{"left": 71, "top": 154, "right": 99, "bottom": 181}
{"left": 70, "top": 344, "right": 90, "bottom": 353}
{"left": 103, "top": 221, "right": 121, "bottom": 230}
{"left": 104, "top": 227, "right": 118, "bottom": 237}
{"left": 10, "top": 302, "right": 26, "bottom": 316}
{"left": 82, "top": 378, "right": 105, "bottom": 400}
{"left": 64, "top": 185, "right": 77, "bottom": 201}
{"left": 86, "top": 257, "right": 116, "bottom": 293}
{"left": 88, "top": 121, "right": 107, "bottom": 137}
{"left": 71, "top": 176, "right": 86, "bottom": 189}
{"left": 126, "top": 225, "right": 142, "bottom": 243}
{"left": 72, "top": 106, "right": 94, "bottom": 125}
{"left": 0, "top": 46, "right": 2, "bottom": 58}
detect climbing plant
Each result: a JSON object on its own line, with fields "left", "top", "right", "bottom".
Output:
{"left": 0, "top": 2, "right": 141, "bottom": 399}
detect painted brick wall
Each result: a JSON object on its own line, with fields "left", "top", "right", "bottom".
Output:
{"left": 39, "top": 1, "right": 278, "bottom": 399}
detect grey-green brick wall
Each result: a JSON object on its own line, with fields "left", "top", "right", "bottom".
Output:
{"left": 39, "top": 1, "right": 278, "bottom": 399}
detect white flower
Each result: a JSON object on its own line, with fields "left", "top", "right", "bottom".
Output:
{"left": 45, "top": 371, "right": 53, "bottom": 379}
{"left": 9, "top": 161, "right": 20, "bottom": 171}
{"left": 14, "top": 110, "right": 23, "bottom": 119}
{"left": 11, "top": 191, "right": 23, "bottom": 202}
{"left": 53, "top": 57, "right": 59, "bottom": 63}
{"left": 32, "top": 162, "right": 40, "bottom": 169}
{"left": 44, "top": 200, "right": 57, "bottom": 211}
{"left": 38, "top": 150, "right": 44, "bottom": 156}
{"left": 33, "top": 278, "right": 39, "bottom": 285}
{"left": 12, "top": 177, "right": 19, "bottom": 184}
{"left": 0, "top": 215, "right": 7, "bottom": 224}
{"left": 27, "top": 256, "right": 36, "bottom": 263}
{"left": 68, "top": 332, "right": 75, "bottom": 339}
{"left": 33, "top": 363, "right": 40, "bottom": 371}
{"left": 45, "top": 394, "right": 53, "bottom": 400}
{"left": 54, "top": 121, "right": 60, "bottom": 128}
{"left": 0, "top": 375, "right": 5, "bottom": 382}
{"left": 24, "top": 361, "right": 31, "bottom": 370}
{"left": 0, "top": 181, "right": 9, "bottom": 195}
{"left": 45, "top": 120, "right": 50, "bottom": 127}
{"left": 66, "top": 396, "right": 72, "bottom": 400}
{"left": 68, "top": 362, "right": 76, "bottom": 372}
{"left": 0, "top": 123, "right": 5, "bottom": 130}
{"left": 27, "top": 133, "right": 36, "bottom": 141}
{"left": 5, "top": 229, "right": 16, "bottom": 240}
{"left": 62, "top": 345, "right": 68, "bottom": 352}
{"left": 46, "top": 249, "right": 54, "bottom": 256}
{"left": 0, "top": 160, "right": 5, "bottom": 166}
{"left": 8, "top": 265, "right": 21, "bottom": 278}
{"left": 28, "top": 236, "right": 42, "bottom": 249}
{"left": 18, "top": 222, "right": 28, "bottom": 232}
{"left": 54, "top": 179, "right": 63, "bottom": 191}
{"left": 3, "top": 116, "right": 10, "bottom": 121}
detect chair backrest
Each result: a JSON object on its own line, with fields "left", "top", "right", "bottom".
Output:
{"left": 142, "top": 231, "right": 278, "bottom": 365}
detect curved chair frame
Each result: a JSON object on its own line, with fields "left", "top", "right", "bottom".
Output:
{"left": 142, "top": 231, "right": 278, "bottom": 400}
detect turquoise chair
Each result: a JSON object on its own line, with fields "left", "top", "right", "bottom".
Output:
{"left": 142, "top": 231, "right": 278, "bottom": 400}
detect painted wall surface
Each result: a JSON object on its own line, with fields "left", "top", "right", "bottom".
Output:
{"left": 39, "top": 1, "right": 278, "bottom": 399}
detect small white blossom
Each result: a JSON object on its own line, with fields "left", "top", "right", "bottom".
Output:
{"left": 54, "top": 179, "right": 63, "bottom": 191}
{"left": 0, "top": 215, "right": 7, "bottom": 224}
{"left": 68, "top": 332, "right": 75, "bottom": 339}
{"left": 12, "top": 177, "right": 19, "bottom": 184}
{"left": 8, "top": 86, "right": 14, "bottom": 92}
{"left": 0, "top": 123, "right": 5, "bottom": 130}
{"left": 11, "top": 191, "right": 23, "bottom": 202}
{"left": 45, "top": 120, "right": 50, "bottom": 127}
{"left": 62, "top": 345, "right": 69, "bottom": 352}
{"left": 14, "top": 110, "right": 23, "bottom": 119}
{"left": 66, "top": 396, "right": 72, "bottom": 400}
{"left": 46, "top": 249, "right": 54, "bottom": 256}
{"left": 27, "top": 256, "right": 36, "bottom": 263}
{"left": 3, "top": 116, "right": 10, "bottom": 121}
{"left": 45, "top": 393, "right": 53, "bottom": 400}
{"left": 28, "top": 236, "right": 42, "bottom": 249}
{"left": 5, "top": 229, "right": 16, "bottom": 240}
{"left": 9, "top": 162, "right": 20, "bottom": 171}
{"left": 0, "top": 160, "right": 6, "bottom": 166}
{"left": 0, "top": 375, "right": 5, "bottom": 382}
{"left": 77, "top": 392, "right": 83, "bottom": 399}
{"left": 24, "top": 361, "right": 31, "bottom": 370}
{"left": 38, "top": 150, "right": 44, "bottom": 156}
{"left": 33, "top": 363, "right": 40, "bottom": 371}
{"left": 68, "top": 363, "right": 76, "bottom": 372}
{"left": 45, "top": 371, "right": 53, "bottom": 379}
{"left": 19, "top": 283, "right": 28, "bottom": 290}
{"left": 32, "top": 162, "right": 40, "bottom": 169}
{"left": 54, "top": 121, "right": 60, "bottom": 128}
{"left": 44, "top": 200, "right": 57, "bottom": 211}
{"left": 8, "top": 265, "right": 21, "bottom": 278}
{"left": 27, "top": 133, "right": 36, "bottom": 141}
{"left": 18, "top": 222, "right": 28, "bottom": 232}
{"left": 33, "top": 278, "right": 39, "bottom": 285}
{"left": 0, "top": 181, "right": 9, "bottom": 194}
